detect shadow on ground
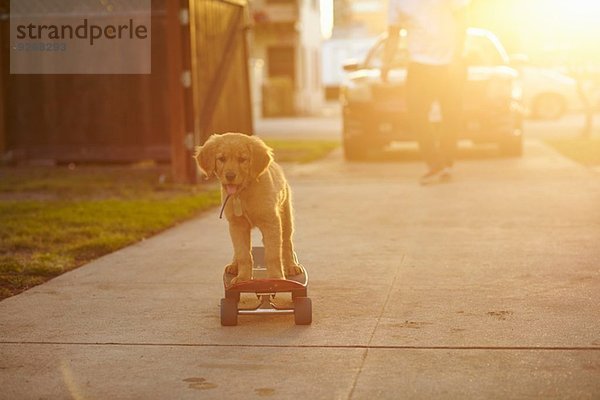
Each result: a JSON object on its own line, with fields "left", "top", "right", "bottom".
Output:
{"left": 356, "top": 144, "right": 508, "bottom": 163}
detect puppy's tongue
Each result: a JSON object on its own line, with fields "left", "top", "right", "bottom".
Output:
{"left": 225, "top": 185, "right": 238, "bottom": 195}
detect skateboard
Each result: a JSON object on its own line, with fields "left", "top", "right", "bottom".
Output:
{"left": 221, "top": 246, "right": 311, "bottom": 326}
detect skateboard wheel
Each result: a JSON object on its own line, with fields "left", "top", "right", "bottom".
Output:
{"left": 225, "top": 290, "right": 240, "bottom": 302}
{"left": 220, "top": 298, "right": 238, "bottom": 326}
{"left": 291, "top": 289, "right": 307, "bottom": 300}
{"left": 293, "top": 297, "right": 312, "bottom": 325}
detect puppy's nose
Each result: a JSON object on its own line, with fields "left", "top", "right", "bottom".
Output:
{"left": 225, "top": 172, "right": 236, "bottom": 182}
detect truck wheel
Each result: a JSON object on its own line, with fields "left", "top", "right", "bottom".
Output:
{"left": 499, "top": 134, "right": 523, "bottom": 157}
{"left": 343, "top": 137, "right": 369, "bottom": 161}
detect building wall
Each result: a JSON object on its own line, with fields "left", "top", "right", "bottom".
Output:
{"left": 296, "top": 0, "right": 324, "bottom": 114}
{"left": 249, "top": 0, "right": 323, "bottom": 116}
{"left": 250, "top": 22, "right": 297, "bottom": 116}
{"left": 333, "top": 0, "right": 385, "bottom": 38}
{"left": 348, "top": 0, "right": 386, "bottom": 36}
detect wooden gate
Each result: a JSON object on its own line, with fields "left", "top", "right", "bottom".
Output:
{"left": 191, "top": 0, "right": 253, "bottom": 142}
{"left": 167, "top": 0, "right": 254, "bottom": 182}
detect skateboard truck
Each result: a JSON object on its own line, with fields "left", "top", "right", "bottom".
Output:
{"left": 221, "top": 246, "right": 312, "bottom": 326}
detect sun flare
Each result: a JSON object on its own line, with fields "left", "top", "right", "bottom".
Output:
{"left": 471, "top": 0, "right": 600, "bottom": 60}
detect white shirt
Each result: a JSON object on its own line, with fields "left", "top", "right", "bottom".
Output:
{"left": 388, "top": 0, "right": 469, "bottom": 65}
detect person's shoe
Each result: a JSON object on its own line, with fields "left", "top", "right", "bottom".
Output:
{"left": 440, "top": 166, "right": 452, "bottom": 182}
{"left": 419, "top": 167, "right": 443, "bottom": 185}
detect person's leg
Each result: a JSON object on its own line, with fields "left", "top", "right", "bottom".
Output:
{"left": 407, "top": 63, "right": 439, "bottom": 171}
{"left": 439, "top": 62, "right": 466, "bottom": 168}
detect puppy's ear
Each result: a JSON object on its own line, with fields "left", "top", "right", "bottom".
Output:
{"left": 194, "top": 135, "right": 219, "bottom": 178}
{"left": 249, "top": 136, "right": 273, "bottom": 179}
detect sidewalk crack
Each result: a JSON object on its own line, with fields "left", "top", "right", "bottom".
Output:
{"left": 347, "top": 257, "right": 405, "bottom": 400}
{"left": 367, "top": 256, "right": 404, "bottom": 346}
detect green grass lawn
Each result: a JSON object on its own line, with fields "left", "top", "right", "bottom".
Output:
{"left": 545, "top": 137, "right": 600, "bottom": 167}
{"left": 0, "top": 139, "right": 339, "bottom": 300}
{"left": 0, "top": 165, "right": 221, "bottom": 300}
{"left": 265, "top": 139, "right": 339, "bottom": 163}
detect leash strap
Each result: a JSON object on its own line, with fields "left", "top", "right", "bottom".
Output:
{"left": 219, "top": 194, "right": 231, "bottom": 219}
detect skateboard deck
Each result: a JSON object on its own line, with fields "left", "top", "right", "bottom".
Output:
{"left": 220, "top": 246, "right": 311, "bottom": 326}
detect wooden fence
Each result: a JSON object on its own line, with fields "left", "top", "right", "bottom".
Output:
{"left": 0, "top": 0, "right": 253, "bottom": 183}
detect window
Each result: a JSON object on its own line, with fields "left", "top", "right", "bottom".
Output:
{"left": 463, "top": 35, "right": 505, "bottom": 66}
{"left": 365, "top": 36, "right": 409, "bottom": 69}
{"left": 365, "top": 30, "right": 506, "bottom": 68}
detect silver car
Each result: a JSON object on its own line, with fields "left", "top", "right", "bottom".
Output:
{"left": 340, "top": 28, "right": 524, "bottom": 160}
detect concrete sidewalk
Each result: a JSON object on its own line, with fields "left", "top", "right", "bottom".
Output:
{"left": 1, "top": 140, "right": 599, "bottom": 399}
{"left": 255, "top": 115, "right": 341, "bottom": 141}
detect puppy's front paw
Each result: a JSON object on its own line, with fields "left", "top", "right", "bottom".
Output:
{"left": 231, "top": 273, "right": 252, "bottom": 285}
{"left": 267, "top": 272, "right": 285, "bottom": 280}
{"left": 225, "top": 262, "right": 238, "bottom": 275}
{"left": 285, "top": 264, "right": 303, "bottom": 277}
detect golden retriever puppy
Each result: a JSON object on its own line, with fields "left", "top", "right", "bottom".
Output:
{"left": 194, "top": 133, "right": 302, "bottom": 284}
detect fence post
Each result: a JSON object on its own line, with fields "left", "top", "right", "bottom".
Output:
{"left": 165, "top": 0, "right": 194, "bottom": 183}
{"left": 0, "top": 16, "right": 5, "bottom": 157}
{"left": 0, "top": 65, "right": 5, "bottom": 158}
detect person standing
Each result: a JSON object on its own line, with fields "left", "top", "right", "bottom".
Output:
{"left": 382, "top": 0, "right": 469, "bottom": 184}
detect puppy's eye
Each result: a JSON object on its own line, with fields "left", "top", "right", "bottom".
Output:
{"left": 217, "top": 156, "right": 226, "bottom": 163}
{"left": 238, "top": 157, "right": 248, "bottom": 163}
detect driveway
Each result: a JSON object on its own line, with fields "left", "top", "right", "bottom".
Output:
{"left": 1, "top": 138, "right": 599, "bottom": 399}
